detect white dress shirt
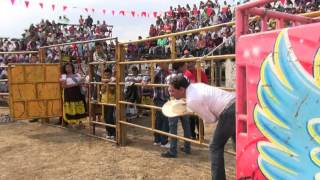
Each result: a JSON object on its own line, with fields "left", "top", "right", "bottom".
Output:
{"left": 186, "top": 83, "right": 235, "bottom": 123}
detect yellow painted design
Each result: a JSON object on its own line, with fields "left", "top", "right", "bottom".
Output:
{"left": 273, "top": 30, "right": 293, "bottom": 91}
{"left": 258, "top": 142, "right": 298, "bottom": 175}
{"left": 308, "top": 118, "right": 320, "bottom": 144}
{"left": 314, "top": 49, "right": 320, "bottom": 86}
{"left": 310, "top": 148, "right": 320, "bottom": 166}
{"left": 254, "top": 107, "right": 295, "bottom": 156}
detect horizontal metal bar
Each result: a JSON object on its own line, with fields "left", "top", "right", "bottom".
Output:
{"left": 41, "top": 37, "right": 118, "bottom": 49}
{"left": 120, "top": 21, "right": 235, "bottom": 45}
{"left": 248, "top": 8, "right": 315, "bottom": 23}
{"left": 0, "top": 79, "right": 8, "bottom": 82}
{"left": 0, "top": 93, "right": 9, "bottom": 96}
{"left": 120, "top": 121, "right": 235, "bottom": 155}
{"left": 89, "top": 61, "right": 116, "bottom": 65}
{"left": 119, "top": 101, "right": 161, "bottom": 110}
{"left": 89, "top": 82, "right": 116, "bottom": 85}
{"left": 90, "top": 102, "right": 116, "bottom": 107}
{"left": 120, "top": 55, "right": 235, "bottom": 65}
{"left": 0, "top": 51, "right": 38, "bottom": 55}
{"left": 118, "top": 82, "right": 235, "bottom": 91}
{"left": 91, "top": 121, "right": 116, "bottom": 128}
{"left": 120, "top": 121, "right": 203, "bottom": 144}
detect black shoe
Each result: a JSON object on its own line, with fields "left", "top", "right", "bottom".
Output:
{"left": 180, "top": 147, "right": 191, "bottom": 154}
{"left": 161, "top": 151, "right": 177, "bottom": 158}
{"left": 29, "top": 119, "right": 39, "bottom": 123}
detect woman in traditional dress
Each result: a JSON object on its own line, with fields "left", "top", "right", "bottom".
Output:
{"left": 60, "top": 63, "right": 87, "bottom": 125}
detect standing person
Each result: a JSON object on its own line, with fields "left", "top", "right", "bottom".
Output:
{"left": 164, "top": 74, "right": 235, "bottom": 180}
{"left": 184, "top": 57, "right": 208, "bottom": 139}
{"left": 161, "top": 62, "right": 191, "bottom": 158}
{"left": 153, "top": 62, "right": 170, "bottom": 147}
{"left": 60, "top": 63, "right": 87, "bottom": 125}
{"left": 101, "top": 68, "right": 116, "bottom": 139}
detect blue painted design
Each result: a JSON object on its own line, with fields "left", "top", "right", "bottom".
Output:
{"left": 254, "top": 29, "right": 320, "bottom": 180}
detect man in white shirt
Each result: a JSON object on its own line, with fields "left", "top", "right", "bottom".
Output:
{"left": 167, "top": 74, "right": 235, "bottom": 180}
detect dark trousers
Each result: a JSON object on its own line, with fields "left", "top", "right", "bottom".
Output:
{"left": 209, "top": 102, "right": 235, "bottom": 180}
{"left": 190, "top": 115, "right": 204, "bottom": 139}
{"left": 169, "top": 115, "right": 191, "bottom": 155}
{"left": 154, "top": 99, "right": 169, "bottom": 145}
{"left": 104, "top": 106, "right": 115, "bottom": 136}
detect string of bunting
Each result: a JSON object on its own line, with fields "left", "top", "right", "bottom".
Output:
{"left": 9, "top": 0, "right": 162, "bottom": 18}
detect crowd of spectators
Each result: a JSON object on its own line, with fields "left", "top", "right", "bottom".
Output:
{"left": 0, "top": 15, "right": 114, "bottom": 64}
{"left": 126, "top": 0, "right": 320, "bottom": 59}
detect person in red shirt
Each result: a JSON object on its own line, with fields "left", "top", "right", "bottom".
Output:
{"left": 183, "top": 49, "right": 208, "bottom": 139}
{"left": 149, "top": 24, "right": 158, "bottom": 37}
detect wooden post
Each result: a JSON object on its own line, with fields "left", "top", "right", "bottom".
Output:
{"left": 196, "top": 61, "right": 204, "bottom": 143}
{"left": 116, "top": 42, "right": 126, "bottom": 145}
{"left": 170, "top": 36, "right": 176, "bottom": 59}
{"left": 88, "top": 44, "right": 95, "bottom": 135}
{"left": 38, "top": 48, "right": 45, "bottom": 63}
{"left": 150, "top": 63, "right": 156, "bottom": 130}
{"left": 225, "top": 59, "right": 235, "bottom": 88}
{"left": 210, "top": 60, "right": 215, "bottom": 86}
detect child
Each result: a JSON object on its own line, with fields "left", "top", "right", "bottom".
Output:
{"left": 101, "top": 68, "right": 116, "bottom": 139}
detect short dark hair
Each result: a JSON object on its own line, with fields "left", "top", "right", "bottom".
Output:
{"left": 169, "top": 74, "right": 190, "bottom": 89}
{"left": 172, "top": 62, "right": 185, "bottom": 71}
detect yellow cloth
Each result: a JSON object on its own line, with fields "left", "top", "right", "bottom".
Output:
{"left": 63, "top": 101, "right": 86, "bottom": 124}
{"left": 101, "top": 92, "right": 116, "bottom": 104}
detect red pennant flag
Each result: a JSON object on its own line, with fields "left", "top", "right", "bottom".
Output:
{"left": 153, "top": 12, "right": 157, "bottom": 18}
{"left": 63, "top": 6, "right": 67, "bottom": 11}
{"left": 85, "top": 8, "right": 88, "bottom": 12}
{"left": 119, "top": 10, "right": 125, "bottom": 16}
{"left": 24, "top": 1, "right": 29, "bottom": 8}
{"left": 141, "top": 11, "right": 147, "bottom": 17}
{"left": 92, "top": 8, "right": 95, "bottom": 13}
{"left": 280, "top": 0, "right": 285, "bottom": 4}
{"left": 10, "top": 0, "right": 15, "bottom": 5}
{"left": 102, "top": 9, "right": 106, "bottom": 15}
{"left": 112, "top": 10, "right": 115, "bottom": 16}
{"left": 39, "top": 2, "right": 43, "bottom": 9}
{"left": 51, "top": 4, "right": 55, "bottom": 11}
{"left": 131, "top": 11, "right": 135, "bottom": 17}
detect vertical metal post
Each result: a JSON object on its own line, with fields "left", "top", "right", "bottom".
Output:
{"left": 116, "top": 43, "right": 126, "bottom": 145}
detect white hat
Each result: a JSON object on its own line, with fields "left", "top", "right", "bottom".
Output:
{"left": 162, "top": 99, "right": 192, "bottom": 118}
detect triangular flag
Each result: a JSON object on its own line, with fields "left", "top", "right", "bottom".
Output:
{"left": 39, "top": 2, "right": 43, "bottom": 9}
{"left": 63, "top": 5, "right": 67, "bottom": 11}
{"left": 92, "top": 8, "right": 95, "bottom": 13}
{"left": 131, "top": 11, "right": 135, "bottom": 17}
{"left": 10, "top": 0, "right": 15, "bottom": 5}
{"left": 153, "top": 12, "right": 157, "bottom": 18}
{"left": 102, "top": 9, "right": 106, "bottom": 15}
{"left": 85, "top": 8, "right": 88, "bottom": 13}
{"left": 141, "top": 11, "right": 147, "bottom": 17}
{"left": 24, "top": 1, "right": 29, "bottom": 8}
{"left": 119, "top": 10, "right": 125, "bottom": 16}
{"left": 51, "top": 4, "right": 55, "bottom": 11}
{"left": 280, "top": 0, "right": 286, "bottom": 4}
{"left": 112, "top": 10, "right": 115, "bottom": 16}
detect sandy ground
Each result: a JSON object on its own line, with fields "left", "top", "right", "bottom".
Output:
{"left": 0, "top": 107, "right": 235, "bottom": 180}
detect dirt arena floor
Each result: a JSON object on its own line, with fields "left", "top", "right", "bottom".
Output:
{"left": 0, "top": 107, "right": 235, "bottom": 180}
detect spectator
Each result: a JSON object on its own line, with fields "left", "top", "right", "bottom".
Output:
{"left": 101, "top": 68, "right": 116, "bottom": 139}
{"left": 153, "top": 62, "right": 170, "bottom": 147}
